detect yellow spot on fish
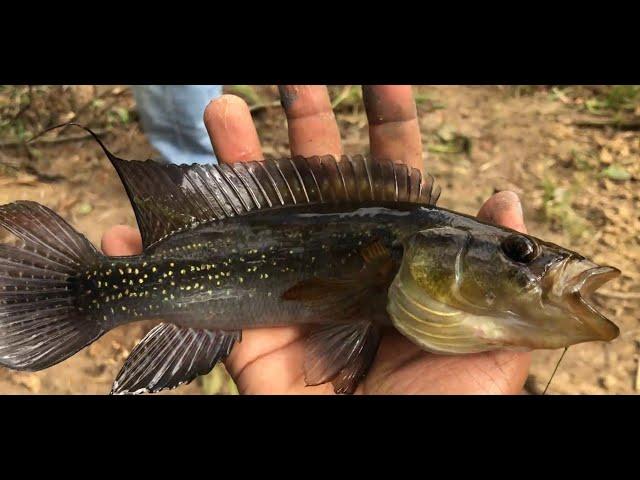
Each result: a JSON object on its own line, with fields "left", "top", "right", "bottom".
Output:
{"left": 180, "top": 269, "right": 186, "bottom": 275}
{"left": 152, "top": 266, "right": 157, "bottom": 272}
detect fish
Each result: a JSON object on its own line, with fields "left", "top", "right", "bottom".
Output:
{"left": 0, "top": 128, "right": 621, "bottom": 394}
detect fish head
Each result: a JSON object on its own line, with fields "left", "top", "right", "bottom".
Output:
{"left": 388, "top": 225, "right": 620, "bottom": 353}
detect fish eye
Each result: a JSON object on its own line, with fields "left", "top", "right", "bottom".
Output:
{"left": 501, "top": 234, "right": 538, "bottom": 264}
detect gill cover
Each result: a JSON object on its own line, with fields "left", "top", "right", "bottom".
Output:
{"left": 387, "top": 227, "right": 498, "bottom": 354}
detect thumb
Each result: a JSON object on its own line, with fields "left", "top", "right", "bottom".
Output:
{"left": 477, "top": 191, "right": 527, "bottom": 234}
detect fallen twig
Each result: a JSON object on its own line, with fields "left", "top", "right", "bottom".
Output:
{"left": 573, "top": 115, "right": 640, "bottom": 130}
{"left": 595, "top": 290, "right": 640, "bottom": 300}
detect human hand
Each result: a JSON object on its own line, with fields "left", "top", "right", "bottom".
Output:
{"left": 102, "top": 85, "right": 531, "bottom": 394}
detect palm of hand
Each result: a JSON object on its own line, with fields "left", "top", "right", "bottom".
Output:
{"left": 103, "top": 86, "right": 531, "bottom": 395}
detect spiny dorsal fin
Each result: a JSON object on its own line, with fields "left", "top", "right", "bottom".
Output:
{"left": 83, "top": 128, "right": 440, "bottom": 248}
{"left": 112, "top": 156, "right": 441, "bottom": 250}
{"left": 33, "top": 124, "right": 442, "bottom": 250}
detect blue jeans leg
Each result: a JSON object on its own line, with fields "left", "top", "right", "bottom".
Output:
{"left": 131, "top": 85, "right": 223, "bottom": 165}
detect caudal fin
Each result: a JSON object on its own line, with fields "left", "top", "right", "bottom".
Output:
{"left": 0, "top": 201, "right": 105, "bottom": 370}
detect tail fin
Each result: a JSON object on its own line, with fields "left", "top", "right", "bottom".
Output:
{"left": 0, "top": 201, "right": 105, "bottom": 371}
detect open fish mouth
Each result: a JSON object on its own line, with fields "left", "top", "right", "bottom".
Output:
{"left": 550, "top": 260, "right": 621, "bottom": 341}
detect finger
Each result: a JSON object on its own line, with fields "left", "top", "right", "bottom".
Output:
{"left": 101, "top": 225, "right": 143, "bottom": 256}
{"left": 477, "top": 191, "right": 527, "bottom": 233}
{"left": 278, "top": 85, "right": 342, "bottom": 158}
{"left": 203, "top": 94, "right": 263, "bottom": 163}
{"left": 363, "top": 85, "right": 423, "bottom": 170}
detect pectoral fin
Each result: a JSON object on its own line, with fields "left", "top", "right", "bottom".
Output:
{"left": 281, "top": 240, "right": 395, "bottom": 321}
{"left": 305, "top": 321, "right": 381, "bottom": 394}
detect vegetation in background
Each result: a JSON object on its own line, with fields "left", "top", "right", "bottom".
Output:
{"left": 0, "top": 85, "right": 135, "bottom": 147}
{"left": 583, "top": 85, "right": 640, "bottom": 115}
{"left": 540, "top": 177, "right": 590, "bottom": 242}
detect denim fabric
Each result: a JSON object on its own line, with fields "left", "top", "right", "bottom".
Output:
{"left": 131, "top": 85, "right": 222, "bottom": 165}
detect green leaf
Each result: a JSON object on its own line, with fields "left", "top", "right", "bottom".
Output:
{"left": 227, "top": 85, "right": 263, "bottom": 106}
{"left": 75, "top": 202, "right": 93, "bottom": 215}
{"left": 601, "top": 165, "right": 631, "bottom": 181}
{"left": 113, "top": 107, "right": 130, "bottom": 124}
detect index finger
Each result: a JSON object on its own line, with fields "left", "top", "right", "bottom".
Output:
{"left": 278, "top": 85, "right": 343, "bottom": 159}
{"left": 363, "top": 85, "right": 424, "bottom": 170}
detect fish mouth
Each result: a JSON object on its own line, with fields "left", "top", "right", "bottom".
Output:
{"left": 549, "top": 260, "right": 621, "bottom": 341}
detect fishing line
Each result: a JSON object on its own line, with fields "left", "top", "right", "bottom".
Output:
{"left": 542, "top": 347, "right": 568, "bottom": 395}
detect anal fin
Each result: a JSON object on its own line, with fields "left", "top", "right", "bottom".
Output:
{"left": 111, "top": 323, "right": 240, "bottom": 395}
{"left": 305, "top": 321, "right": 381, "bottom": 394}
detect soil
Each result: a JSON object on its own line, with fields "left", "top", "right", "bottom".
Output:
{"left": 0, "top": 85, "right": 637, "bottom": 395}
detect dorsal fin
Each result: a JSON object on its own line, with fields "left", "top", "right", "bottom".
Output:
{"left": 27, "top": 123, "right": 441, "bottom": 250}
{"left": 111, "top": 155, "right": 441, "bottom": 249}
{"left": 109, "top": 154, "right": 441, "bottom": 250}
{"left": 53, "top": 123, "right": 441, "bottom": 249}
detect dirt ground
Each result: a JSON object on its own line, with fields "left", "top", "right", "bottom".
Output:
{"left": 0, "top": 85, "right": 638, "bottom": 395}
